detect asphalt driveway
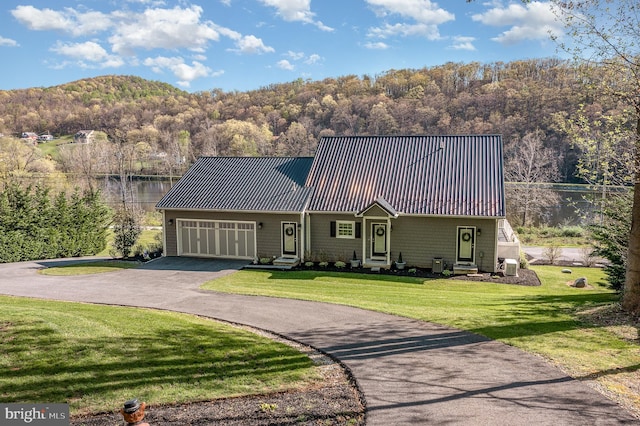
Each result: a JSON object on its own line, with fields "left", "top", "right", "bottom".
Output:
{"left": 0, "top": 257, "right": 636, "bottom": 425}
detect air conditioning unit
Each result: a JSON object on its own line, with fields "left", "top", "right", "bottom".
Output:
{"left": 504, "top": 258, "right": 518, "bottom": 276}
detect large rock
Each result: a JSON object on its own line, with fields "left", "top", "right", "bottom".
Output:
{"left": 574, "top": 277, "right": 587, "bottom": 288}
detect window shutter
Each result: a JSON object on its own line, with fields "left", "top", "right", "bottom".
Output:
{"left": 355, "top": 222, "right": 362, "bottom": 238}
{"left": 330, "top": 221, "right": 336, "bottom": 237}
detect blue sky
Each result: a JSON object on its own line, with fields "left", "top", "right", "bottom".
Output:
{"left": 0, "top": 1, "right": 567, "bottom": 93}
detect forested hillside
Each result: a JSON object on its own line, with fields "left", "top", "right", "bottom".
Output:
{"left": 0, "top": 59, "right": 630, "bottom": 184}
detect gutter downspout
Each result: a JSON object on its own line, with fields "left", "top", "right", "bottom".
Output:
{"left": 160, "top": 209, "right": 167, "bottom": 257}
{"left": 300, "top": 189, "right": 314, "bottom": 263}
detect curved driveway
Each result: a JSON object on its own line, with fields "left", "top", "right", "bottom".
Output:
{"left": 0, "top": 257, "right": 636, "bottom": 425}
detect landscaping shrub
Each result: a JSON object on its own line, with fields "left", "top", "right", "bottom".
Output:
{"left": 538, "top": 226, "right": 562, "bottom": 238}
{"left": 110, "top": 207, "right": 142, "bottom": 259}
{"left": 560, "top": 226, "right": 584, "bottom": 238}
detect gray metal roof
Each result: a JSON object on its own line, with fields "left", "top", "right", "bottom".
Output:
{"left": 156, "top": 156, "right": 314, "bottom": 212}
{"left": 305, "top": 135, "right": 505, "bottom": 217}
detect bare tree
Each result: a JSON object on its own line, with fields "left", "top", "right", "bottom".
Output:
{"left": 505, "top": 131, "right": 561, "bottom": 226}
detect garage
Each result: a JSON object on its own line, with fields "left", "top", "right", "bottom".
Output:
{"left": 177, "top": 219, "right": 256, "bottom": 259}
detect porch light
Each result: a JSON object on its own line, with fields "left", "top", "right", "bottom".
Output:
{"left": 477, "top": 228, "right": 481, "bottom": 236}
{"left": 258, "top": 222, "right": 263, "bottom": 229}
{"left": 168, "top": 219, "right": 174, "bottom": 226}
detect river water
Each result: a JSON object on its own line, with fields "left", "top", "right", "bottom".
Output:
{"left": 115, "top": 178, "right": 604, "bottom": 227}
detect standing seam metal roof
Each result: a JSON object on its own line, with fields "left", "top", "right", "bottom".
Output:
{"left": 156, "top": 135, "right": 505, "bottom": 218}
{"left": 305, "top": 135, "right": 505, "bottom": 217}
{"left": 155, "top": 156, "right": 314, "bottom": 212}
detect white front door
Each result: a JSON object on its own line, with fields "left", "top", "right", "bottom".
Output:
{"left": 282, "top": 222, "right": 297, "bottom": 256}
{"left": 371, "top": 223, "right": 387, "bottom": 258}
{"left": 457, "top": 226, "right": 475, "bottom": 263}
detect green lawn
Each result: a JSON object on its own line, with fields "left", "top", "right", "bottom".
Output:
{"left": 39, "top": 260, "right": 140, "bottom": 275}
{"left": 202, "top": 266, "right": 640, "bottom": 409}
{"left": 36, "top": 136, "right": 73, "bottom": 160}
{"left": 0, "top": 297, "right": 319, "bottom": 416}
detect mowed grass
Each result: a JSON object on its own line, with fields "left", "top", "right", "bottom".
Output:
{"left": 0, "top": 297, "right": 318, "bottom": 416}
{"left": 202, "top": 266, "right": 640, "bottom": 409}
{"left": 39, "top": 260, "right": 140, "bottom": 275}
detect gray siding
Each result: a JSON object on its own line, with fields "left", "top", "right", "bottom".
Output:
{"left": 308, "top": 214, "right": 364, "bottom": 262}
{"left": 164, "top": 210, "right": 300, "bottom": 258}
{"left": 389, "top": 217, "right": 498, "bottom": 272}
{"left": 308, "top": 213, "right": 499, "bottom": 272}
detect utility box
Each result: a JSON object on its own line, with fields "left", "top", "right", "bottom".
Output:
{"left": 505, "top": 258, "right": 518, "bottom": 276}
{"left": 432, "top": 257, "right": 443, "bottom": 273}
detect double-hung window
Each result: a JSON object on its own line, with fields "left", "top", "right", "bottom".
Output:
{"left": 336, "top": 220, "right": 355, "bottom": 239}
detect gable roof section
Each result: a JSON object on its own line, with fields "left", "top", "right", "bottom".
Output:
{"left": 305, "top": 135, "right": 505, "bottom": 217}
{"left": 356, "top": 197, "right": 399, "bottom": 218}
{"left": 156, "top": 156, "right": 314, "bottom": 212}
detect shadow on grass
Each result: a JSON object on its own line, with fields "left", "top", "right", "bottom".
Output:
{"left": 576, "top": 363, "right": 640, "bottom": 380}
{"left": 469, "top": 292, "right": 621, "bottom": 339}
{"left": 0, "top": 320, "right": 314, "bottom": 408}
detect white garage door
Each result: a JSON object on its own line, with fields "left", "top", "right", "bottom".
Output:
{"left": 177, "top": 220, "right": 256, "bottom": 259}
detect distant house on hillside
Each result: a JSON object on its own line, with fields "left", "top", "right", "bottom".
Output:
{"left": 74, "top": 130, "right": 95, "bottom": 144}
{"left": 21, "top": 132, "right": 38, "bottom": 142}
{"left": 156, "top": 135, "right": 520, "bottom": 274}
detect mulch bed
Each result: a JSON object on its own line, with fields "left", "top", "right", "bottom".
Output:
{"left": 293, "top": 264, "right": 542, "bottom": 286}
{"left": 451, "top": 268, "right": 541, "bottom": 286}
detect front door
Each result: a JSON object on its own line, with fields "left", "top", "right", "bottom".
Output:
{"left": 371, "top": 223, "right": 387, "bottom": 258}
{"left": 457, "top": 226, "right": 475, "bottom": 263}
{"left": 282, "top": 222, "right": 297, "bottom": 256}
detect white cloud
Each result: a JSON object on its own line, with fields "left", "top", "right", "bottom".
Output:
{"left": 304, "top": 53, "right": 321, "bottom": 64}
{"left": 366, "top": 0, "right": 454, "bottom": 25}
{"left": 50, "top": 41, "right": 124, "bottom": 68}
{"left": 368, "top": 22, "right": 441, "bottom": 40}
{"left": 144, "top": 55, "right": 213, "bottom": 86}
{"left": 0, "top": 36, "right": 18, "bottom": 47}
{"left": 281, "top": 51, "right": 322, "bottom": 65}
{"left": 287, "top": 51, "right": 305, "bottom": 60}
{"left": 11, "top": 5, "right": 112, "bottom": 37}
{"left": 258, "top": 0, "right": 334, "bottom": 31}
{"left": 109, "top": 5, "right": 220, "bottom": 55}
{"left": 234, "top": 35, "right": 275, "bottom": 54}
{"left": 365, "top": 0, "right": 453, "bottom": 41}
{"left": 277, "top": 59, "right": 295, "bottom": 70}
{"left": 364, "top": 41, "right": 389, "bottom": 50}
{"left": 126, "top": 0, "right": 167, "bottom": 5}
{"left": 449, "top": 36, "right": 476, "bottom": 51}
{"left": 472, "top": 1, "right": 563, "bottom": 45}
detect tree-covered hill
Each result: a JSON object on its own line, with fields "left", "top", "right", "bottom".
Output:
{"left": 0, "top": 59, "right": 629, "bottom": 183}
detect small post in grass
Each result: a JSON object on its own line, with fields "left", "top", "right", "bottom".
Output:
{"left": 121, "top": 398, "right": 150, "bottom": 426}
